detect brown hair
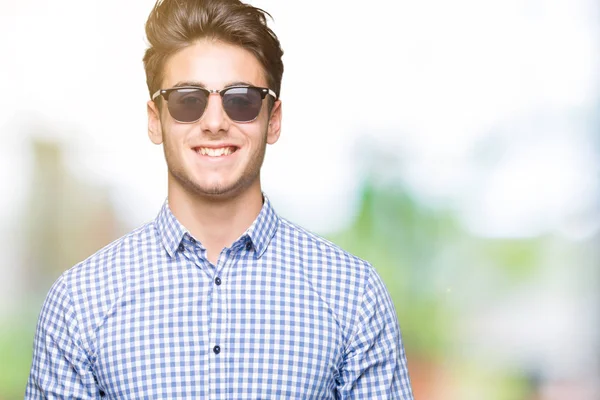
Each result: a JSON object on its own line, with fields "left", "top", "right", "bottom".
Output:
{"left": 143, "top": 0, "right": 284, "bottom": 105}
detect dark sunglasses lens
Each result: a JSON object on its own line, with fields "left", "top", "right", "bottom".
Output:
{"left": 167, "top": 88, "right": 208, "bottom": 122}
{"left": 222, "top": 87, "right": 263, "bottom": 122}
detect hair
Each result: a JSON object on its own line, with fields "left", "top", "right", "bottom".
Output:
{"left": 143, "top": 0, "right": 284, "bottom": 109}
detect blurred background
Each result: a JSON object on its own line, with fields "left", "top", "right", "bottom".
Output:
{"left": 1, "top": 0, "right": 599, "bottom": 398}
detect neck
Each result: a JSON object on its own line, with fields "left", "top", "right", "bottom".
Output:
{"left": 167, "top": 179, "right": 264, "bottom": 264}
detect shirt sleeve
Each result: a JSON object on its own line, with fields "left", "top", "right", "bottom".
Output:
{"left": 337, "top": 266, "right": 414, "bottom": 399}
{"left": 25, "top": 275, "right": 100, "bottom": 399}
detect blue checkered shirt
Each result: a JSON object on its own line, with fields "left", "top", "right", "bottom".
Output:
{"left": 26, "top": 196, "right": 414, "bottom": 399}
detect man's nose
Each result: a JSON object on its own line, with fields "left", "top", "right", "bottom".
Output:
{"left": 200, "top": 93, "right": 229, "bottom": 134}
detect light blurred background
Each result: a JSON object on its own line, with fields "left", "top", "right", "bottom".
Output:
{"left": 1, "top": 0, "right": 599, "bottom": 398}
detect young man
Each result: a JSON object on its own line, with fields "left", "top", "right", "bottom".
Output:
{"left": 26, "top": 0, "right": 414, "bottom": 398}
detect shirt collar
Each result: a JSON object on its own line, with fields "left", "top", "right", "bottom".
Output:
{"left": 244, "top": 194, "right": 279, "bottom": 258}
{"left": 155, "top": 194, "right": 279, "bottom": 259}
{"left": 155, "top": 199, "right": 188, "bottom": 258}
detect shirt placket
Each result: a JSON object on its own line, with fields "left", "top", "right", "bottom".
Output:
{"left": 208, "top": 247, "right": 234, "bottom": 399}
{"left": 179, "top": 237, "right": 213, "bottom": 396}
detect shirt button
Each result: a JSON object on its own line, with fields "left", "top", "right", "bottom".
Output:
{"left": 99, "top": 389, "right": 106, "bottom": 397}
{"left": 178, "top": 244, "right": 184, "bottom": 252}
{"left": 213, "top": 345, "right": 221, "bottom": 354}
{"left": 245, "top": 242, "right": 252, "bottom": 251}
{"left": 215, "top": 277, "right": 222, "bottom": 286}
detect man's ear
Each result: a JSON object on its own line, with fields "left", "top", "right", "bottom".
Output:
{"left": 147, "top": 100, "right": 163, "bottom": 145}
{"left": 266, "top": 99, "right": 282, "bottom": 145}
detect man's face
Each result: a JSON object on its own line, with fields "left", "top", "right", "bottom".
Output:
{"left": 147, "top": 39, "right": 282, "bottom": 200}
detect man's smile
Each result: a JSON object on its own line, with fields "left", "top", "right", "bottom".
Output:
{"left": 192, "top": 144, "right": 240, "bottom": 159}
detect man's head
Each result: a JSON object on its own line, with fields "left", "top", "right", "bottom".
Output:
{"left": 143, "top": 0, "right": 284, "bottom": 201}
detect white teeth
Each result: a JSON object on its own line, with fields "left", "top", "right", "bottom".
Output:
{"left": 197, "top": 147, "right": 235, "bottom": 157}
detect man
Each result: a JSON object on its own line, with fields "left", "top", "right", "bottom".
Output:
{"left": 26, "top": 0, "right": 414, "bottom": 398}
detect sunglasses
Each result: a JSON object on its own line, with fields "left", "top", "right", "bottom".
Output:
{"left": 152, "top": 85, "right": 278, "bottom": 123}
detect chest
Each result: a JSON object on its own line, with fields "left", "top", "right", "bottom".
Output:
{"left": 94, "top": 263, "right": 343, "bottom": 399}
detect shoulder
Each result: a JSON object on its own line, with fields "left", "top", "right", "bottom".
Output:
{"left": 61, "top": 221, "right": 158, "bottom": 286}
{"left": 279, "top": 217, "right": 370, "bottom": 261}
{"left": 54, "top": 220, "right": 161, "bottom": 331}
{"left": 276, "top": 216, "right": 375, "bottom": 286}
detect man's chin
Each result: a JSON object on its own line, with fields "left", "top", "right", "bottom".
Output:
{"left": 170, "top": 172, "right": 235, "bottom": 199}
{"left": 169, "top": 168, "right": 257, "bottom": 201}
{"left": 191, "top": 181, "right": 243, "bottom": 200}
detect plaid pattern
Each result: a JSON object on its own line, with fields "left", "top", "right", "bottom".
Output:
{"left": 26, "top": 195, "right": 413, "bottom": 399}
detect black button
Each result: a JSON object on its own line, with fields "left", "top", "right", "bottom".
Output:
{"left": 99, "top": 389, "right": 106, "bottom": 397}
{"left": 178, "top": 244, "right": 184, "bottom": 252}
{"left": 190, "top": 238, "right": 196, "bottom": 244}
{"left": 245, "top": 242, "right": 252, "bottom": 251}
{"left": 213, "top": 345, "right": 221, "bottom": 354}
{"left": 215, "top": 277, "right": 222, "bottom": 286}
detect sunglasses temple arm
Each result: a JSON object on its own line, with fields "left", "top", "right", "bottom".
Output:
{"left": 151, "top": 90, "right": 163, "bottom": 101}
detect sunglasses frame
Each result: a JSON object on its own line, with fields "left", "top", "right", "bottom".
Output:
{"left": 151, "top": 85, "right": 278, "bottom": 123}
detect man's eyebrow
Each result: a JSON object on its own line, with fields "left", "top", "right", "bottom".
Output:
{"left": 224, "top": 81, "right": 253, "bottom": 88}
{"left": 173, "top": 80, "right": 206, "bottom": 88}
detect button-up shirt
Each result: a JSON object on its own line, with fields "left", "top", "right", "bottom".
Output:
{"left": 26, "top": 196, "right": 414, "bottom": 399}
